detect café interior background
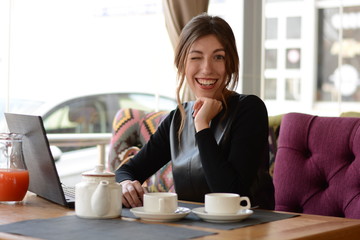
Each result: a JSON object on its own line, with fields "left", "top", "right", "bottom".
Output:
{"left": 1, "top": 0, "right": 360, "bottom": 121}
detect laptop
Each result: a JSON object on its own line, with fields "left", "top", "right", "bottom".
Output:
{"left": 4, "top": 112, "right": 75, "bottom": 208}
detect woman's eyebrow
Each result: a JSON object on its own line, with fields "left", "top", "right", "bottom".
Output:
{"left": 189, "top": 50, "right": 202, "bottom": 54}
{"left": 189, "top": 48, "right": 225, "bottom": 54}
{"left": 214, "top": 48, "right": 225, "bottom": 53}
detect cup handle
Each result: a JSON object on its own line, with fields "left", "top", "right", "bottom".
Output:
{"left": 239, "top": 196, "right": 251, "bottom": 210}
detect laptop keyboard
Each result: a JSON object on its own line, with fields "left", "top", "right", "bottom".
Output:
{"left": 63, "top": 186, "right": 75, "bottom": 199}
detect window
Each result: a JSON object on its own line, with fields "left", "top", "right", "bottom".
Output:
{"left": 286, "top": 48, "right": 301, "bottom": 69}
{"left": 263, "top": 2, "right": 303, "bottom": 104}
{"left": 317, "top": 5, "right": 360, "bottom": 102}
{"left": 265, "top": 49, "right": 278, "bottom": 69}
{"left": 286, "top": 17, "right": 301, "bottom": 39}
{"left": 266, "top": 18, "right": 278, "bottom": 40}
{"left": 0, "top": 0, "right": 176, "bottom": 128}
{"left": 285, "top": 77, "right": 301, "bottom": 100}
{"left": 264, "top": 78, "right": 277, "bottom": 100}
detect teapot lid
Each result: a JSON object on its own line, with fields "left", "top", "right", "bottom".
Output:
{"left": 82, "top": 164, "right": 114, "bottom": 177}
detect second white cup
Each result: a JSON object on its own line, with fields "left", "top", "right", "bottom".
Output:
{"left": 205, "top": 193, "right": 251, "bottom": 215}
{"left": 143, "top": 192, "right": 178, "bottom": 214}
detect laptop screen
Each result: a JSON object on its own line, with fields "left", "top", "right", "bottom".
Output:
{"left": 5, "top": 113, "right": 73, "bottom": 208}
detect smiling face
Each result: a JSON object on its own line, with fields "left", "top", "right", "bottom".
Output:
{"left": 185, "top": 34, "right": 227, "bottom": 100}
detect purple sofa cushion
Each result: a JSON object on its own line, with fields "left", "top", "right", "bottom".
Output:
{"left": 273, "top": 112, "right": 360, "bottom": 219}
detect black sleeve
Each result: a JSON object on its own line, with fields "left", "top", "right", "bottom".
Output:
{"left": 196, "top": 95, "right": 269, "bottom": 197}
{"left": 115, "top": 111, "right": 174, "bottom": 184}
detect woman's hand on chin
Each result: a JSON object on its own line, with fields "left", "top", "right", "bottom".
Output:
{"left": 193, "top": 97, "right": 223, "bottom": 132}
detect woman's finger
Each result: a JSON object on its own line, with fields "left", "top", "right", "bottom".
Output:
{"left": 120, "top": 180, "right": 143, "bottom": 208}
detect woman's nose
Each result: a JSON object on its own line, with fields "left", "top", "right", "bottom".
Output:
{"left": 200, "top": 58, "right": 213, "bottom": 73}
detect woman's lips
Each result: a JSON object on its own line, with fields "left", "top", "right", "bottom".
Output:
{"left": 196, "top": 78, "right": 217, "bottom": 86}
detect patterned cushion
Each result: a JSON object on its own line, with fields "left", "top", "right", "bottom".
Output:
{"left": 139, "top": 111, "right": 169, "bottom": 144}
{"left": 108, "top": 108, "right": 174, "bottom": 192}
{"left": 340, "top": 111, "right": 360, "bottom": 118}
{"left": 268, "top": 128, "right": 277, "bottom": 177}
{"left": 108, "top": 108, "right": 146, "bottom": 171}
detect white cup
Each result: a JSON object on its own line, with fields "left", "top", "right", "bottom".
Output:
{"left": 205, "top": 193, "right": 251, "bottom": 215}
{"left": 143, "top": 192, "right": 178, "bottom": 214}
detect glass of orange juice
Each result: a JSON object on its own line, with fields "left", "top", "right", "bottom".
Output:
{"left": 0, "top": 133, "right": 29, "bottom": 204}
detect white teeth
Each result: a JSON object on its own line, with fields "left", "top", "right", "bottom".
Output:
{"left": 197, "top": 79, "right": 216, "bottom": 86}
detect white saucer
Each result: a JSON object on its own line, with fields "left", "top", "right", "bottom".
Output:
{"left": 130, "top": 207, "right": 191, "bottom": 222}
{"left": 192, "top": 207, "right": 253, "bottom": 223}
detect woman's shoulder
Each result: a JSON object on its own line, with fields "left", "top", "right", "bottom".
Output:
{"left": 228, "top": 92, "right": 265, "bottom": 106}
{"left": 227, "top": 92, "right": 268, "bottom": 118}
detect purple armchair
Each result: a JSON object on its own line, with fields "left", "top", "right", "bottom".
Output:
{"left": 273, "top": 112, "right": 360, "bottom": 218}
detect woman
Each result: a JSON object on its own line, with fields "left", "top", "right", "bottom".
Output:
{"left": 116, "top": 13, "right": 275, "bottom": 210}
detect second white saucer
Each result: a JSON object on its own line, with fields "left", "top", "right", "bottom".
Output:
{"left": 192, "top": 207, "right": 253, "bottom": 223}
{"left": 130, "top": 207, "right": 191, "bottom": 222}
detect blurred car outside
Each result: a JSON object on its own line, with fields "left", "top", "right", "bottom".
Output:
{"left": 1, "top": 92, "right": 176, "bottom": 135}
{"left": 0, "top": 92, "right": 177, "bottom": 186}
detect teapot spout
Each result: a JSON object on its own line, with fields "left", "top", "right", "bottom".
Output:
{"left": 91, "top": 180, "right": 110, "bottom": 217}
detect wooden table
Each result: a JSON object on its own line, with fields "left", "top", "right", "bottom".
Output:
{"left": 1, "top": 192, "right": 360, "bottom": 240}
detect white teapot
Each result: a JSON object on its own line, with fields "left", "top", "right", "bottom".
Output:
{"left": 75, "top": 164, "right": 122, "bottom": 219}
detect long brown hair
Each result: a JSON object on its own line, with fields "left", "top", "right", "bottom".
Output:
{"left": 174, "top": 13, "right": 239, "bottom": 139}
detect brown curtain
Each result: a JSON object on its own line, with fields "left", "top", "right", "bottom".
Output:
{"left": 163, "top": 0, "right": 209, "bottom": 102}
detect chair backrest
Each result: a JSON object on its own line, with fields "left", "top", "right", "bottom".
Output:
{"left": 108, "top": 108, "right": 174, "bottom": 192}
{"left": 273, "top": 112, "right": 360, "bottom": 219}
{"left": 108, "top": 108, "right": 147, "bottom": 171}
